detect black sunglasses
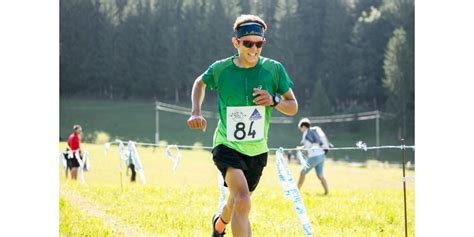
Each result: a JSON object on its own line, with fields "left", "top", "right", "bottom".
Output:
{"left": 238, "top": 39, "right": 266, "bottom": 49}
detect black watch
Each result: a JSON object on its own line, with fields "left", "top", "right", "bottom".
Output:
{"left": 272, "top": 94, "right": 281, "bottom": 107}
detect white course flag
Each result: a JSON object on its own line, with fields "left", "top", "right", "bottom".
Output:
{"left": 296, "top": 149, "right": 310, "bottom": 170}
{"left": 76, "top": 150, "right": 86, "bottom": 184}
{"left": 356, "top": 141, "right": 367, "bottom": 151}
{"left": 127, "top": 141, "right": 146, "bottom": 184}
{"left": 165, "top": 145, "right": 182, "bottom": 173}
{"left": 216, "top": 171, "right": 228, "bottom": 214}
{"left": 59, "top": 152, "right": 67, "bottom": 170}
{"left": 276, "top": 148, "right": 314, "bottom": 236}
{"left": 104, "top": 142, "right": 111, "bottom": 156}
{"left": 119, "top": 141, "right": 126, "bottom": 161}
{"left": 83, "top": 148, "right": 91, "bottom": 171}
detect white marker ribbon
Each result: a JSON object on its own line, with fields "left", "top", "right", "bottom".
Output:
{"left": 356, "top": 141, "right": 368, "bottom": 151}
{"left": 216, "top": 171, "right": 228, "bottom": 214}
{"left": 75, "top": 150, "right": 86, "bottom": 184}
{"left": 83, "top": 149, "right": 91, "bottom": 171}
{"left": 296, "top": 149, "right": 310, "bottom": 170}
{"left": 276, "top": 148, "right": 314, "bottom": 236}
{"left": 119, "top": 141, "right": 127, "bottom": 161}
{"left": 165, "top": 145, "right": 182, "bottom": 173}
{"left": 59, "top": 152, "right": 67, "bottom": 170}
{"left": 104, "top": 142, "right": 111, "bottom": 156}
{"left": 128, "top": 141, "right": 146, "bottom": 184}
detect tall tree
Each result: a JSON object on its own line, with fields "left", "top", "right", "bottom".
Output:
{"left": 60, "top": 0, "right": 110, "bottom": 96}
{"left": 316, "top": 0, "right": 354, "bottom": 112}
{"left": 311, "top": 79, "right": 332, "bottom": 115}
{"left": 348, "top": 3, "right": 391, "bottom": 109}
{"left": 58, "top": 0, "right": 414, "bottom": 129}
{"left": 291, "top": 0, "right": 326, "bottom": 106}
{"left": 271, "top": 0, "right": 299, "bottom": 93}
{"left": 383, "top": 27, "right": 414, "bottom": 138}
{"left": 238, "top": 0, "right": 251, "bottom": 14}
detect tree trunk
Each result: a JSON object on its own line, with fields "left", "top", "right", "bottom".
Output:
{"left": 175, "top": 86, "right": 179, "bottom": 104}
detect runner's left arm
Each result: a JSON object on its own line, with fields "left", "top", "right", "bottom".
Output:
{"left": 252, "top": 88, "right": 298, "bottom": 116}
{"left": 274, "top": 88, "right": 298, "bottom": 116}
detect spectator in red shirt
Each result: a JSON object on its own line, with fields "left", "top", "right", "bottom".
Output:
{"left": 66, "top": 124, "right": 83, "bottom": 180}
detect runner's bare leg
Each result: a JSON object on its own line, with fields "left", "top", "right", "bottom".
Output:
{"left": 225, "top": 167, "right": 251, "bottom": 237}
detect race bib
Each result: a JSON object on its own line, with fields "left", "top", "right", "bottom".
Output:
{"left": 226, "top": 106, "right": 265, "bottom": 142}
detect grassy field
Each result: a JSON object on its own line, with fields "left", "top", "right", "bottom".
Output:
{"left": 60, "top": 98, "right": 414, "bottom": 163}
{"left": 59, "top": 143, "right": 414, "bottom": 236}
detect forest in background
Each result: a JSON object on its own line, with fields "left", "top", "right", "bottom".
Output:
{"left": 60, "top": 0, "right": 414, "bottom": 138}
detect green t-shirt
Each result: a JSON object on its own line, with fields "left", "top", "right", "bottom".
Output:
{"left": 202, "top": 55, "right": 294, "bottom": 156}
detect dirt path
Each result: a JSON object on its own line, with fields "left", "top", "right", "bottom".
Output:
{"left": 60, "top": 188, "right": 157, "bottom": 236}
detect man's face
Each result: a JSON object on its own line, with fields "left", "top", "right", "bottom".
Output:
{"left": 299, "top": 126, "right": 307, "bottom": 133}
{"left": 233, "top": 35, "right": 265, "bottom": 66}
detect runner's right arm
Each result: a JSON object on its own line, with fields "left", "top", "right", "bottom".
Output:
{"left": 187, "top": 76, "right": 207, "bottom": 130}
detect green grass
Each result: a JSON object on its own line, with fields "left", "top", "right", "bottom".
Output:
{"left": 60, "top": 196, "right": 111, "bottom": 237}
{"left": 60, "top": 98, "right": 414, "bottom": 163}
{"left": 60, "top": 143, "right": 414, "bottom": 236}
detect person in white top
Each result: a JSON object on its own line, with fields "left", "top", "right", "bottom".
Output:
{"left": 297, "top": 118, "right": 329, "bottom": 195}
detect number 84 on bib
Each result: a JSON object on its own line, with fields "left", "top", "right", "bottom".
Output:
{"left": 226, "top": 106, "right": 265, "bottom": 142}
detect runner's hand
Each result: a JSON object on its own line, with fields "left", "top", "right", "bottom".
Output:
{"left": 187, "top": 115, "right": 207, "bottom": 131}
{"left": 252, "top": 88, "right": 273, "bottom": 106}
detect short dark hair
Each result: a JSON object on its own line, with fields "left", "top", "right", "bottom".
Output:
{"left": 298, "top": 118, "right": 311, "bottom": 129}
{"left": 300, "top": 122, "right": 310, "bottom": 128}
{"left": 73, "top": 124, "right": 81, "bottom": 131}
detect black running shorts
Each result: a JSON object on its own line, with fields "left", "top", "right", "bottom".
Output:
{"left": 66, "top": 153, "right": 82, "bottom": 169}
{"left": 212, "top": 144, "right": 268, "bottom": 192}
